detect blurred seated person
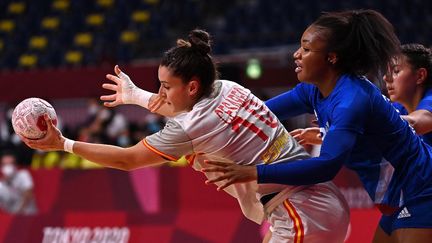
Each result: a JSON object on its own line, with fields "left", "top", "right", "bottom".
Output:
{"left": 79, "top": 98, "right": 129, "bottom": 146}
{"left": 0, "top": 151, "right": 37, "bottom": 215}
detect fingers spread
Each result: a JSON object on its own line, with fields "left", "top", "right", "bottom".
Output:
{"left": 201, "top": 167, "right": 227, "bottom": 173}
{"left": 205, "top": 174, "right": 228, "bottom": 185}
{"left": 106, "top": 74, "right": 121, "bottom": 84}
{"left": 100, "top": 94, "right": 116, "bottom": 101}
{"left": 114, "top": 65, "right": 121, "bottom": 75}
{"left": 103, "top": 101, "right": 117, "bottom": 107}
{"left": 102, "top": 83, "right": 118, "bottom": 92}
{"left": 292, "top": 134, "right": 301, "bottom": 139}
{"left": 204, "top": 160, "right": 231, "bottom": 167}
{"left": 44, "top": 114, "right": 54, "bottom": 130}
{"left": 217, "top": 182, "right": 231, "bottom": 191}
{"left": 289, "top": 129, "right": 302, "bottom": 136}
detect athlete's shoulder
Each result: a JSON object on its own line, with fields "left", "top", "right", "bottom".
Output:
{"left": 330, "top": 75, "right": 375, "bottom": 110}
{"left": 216, "top": 80, "right": 249, "bottom": 91}
{"left": 416, "top": 88, "right": 432, "bottom": 112}
{"left": 422, "top": 88, "right": 432, "bottom": 101}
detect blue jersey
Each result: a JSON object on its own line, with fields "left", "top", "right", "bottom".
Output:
{"left": 260, "top": 74, "right": 432, "bottom": 210}
{"left": 393, "top": 88, "right": 432, "bottom": 145}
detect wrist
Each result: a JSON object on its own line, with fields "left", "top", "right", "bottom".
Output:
{"left": 63, "top": 138, "right": 75, "bottom": 153}
{"left": 130, "top": 88, "right": 153, "bottom": 108}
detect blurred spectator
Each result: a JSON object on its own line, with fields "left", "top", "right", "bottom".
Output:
{"left": 0, "top": 151, "right": 37, "bottom": 215}
{"left": 0, "top": 105, "right": 34, "bottom": 166}
{"left": 78, "top": 98, "right": 129, "bottom": 146}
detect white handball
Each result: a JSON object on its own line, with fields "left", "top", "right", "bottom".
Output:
{"left": 11, "top": 98, "right": 57, "bottom": 139}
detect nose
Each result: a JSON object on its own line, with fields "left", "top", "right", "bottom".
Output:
{"left": 158, "top": 85, "right": 167, "bottom": 97}
{"left": 293, "top": 48, "right": 301, "bottom": 59}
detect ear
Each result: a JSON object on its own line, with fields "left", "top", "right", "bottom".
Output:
{"left": 327, "top": 52, "right": 338, "bottom": 65}
{"left": 188, "top": 79, "right": 200, "bottom": 96}
{"left": 416, "top": 68, "right": 427, "bottom": 85}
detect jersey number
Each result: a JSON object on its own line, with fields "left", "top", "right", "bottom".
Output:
{"left": 231, "top": 100, "right": 278, "bottom": 141}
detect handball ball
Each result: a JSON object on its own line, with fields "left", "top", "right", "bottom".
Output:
{"left": 12, "top": 98, "right": 57, "bottom": 139}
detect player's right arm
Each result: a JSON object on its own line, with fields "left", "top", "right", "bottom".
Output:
{"left": 100, "top": 65, "right": 175, "bottom": 117}
{"left": 21, "top": 115, "right": 167, "bottom": 171}
{"left": 265, "top": 83, "right": 314, "bottom": 120}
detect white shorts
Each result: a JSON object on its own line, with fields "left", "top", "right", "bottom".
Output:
{"left": 266, "top": 182, "right": 350, "bottom": 243}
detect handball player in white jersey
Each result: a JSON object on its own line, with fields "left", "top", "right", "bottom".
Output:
{"left": 22, "top": 29, "right": 349, "bottom": 243}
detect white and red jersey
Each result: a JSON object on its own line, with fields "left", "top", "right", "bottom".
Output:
{"left": 144, "top": 80, "right": 314, "bottom": 223}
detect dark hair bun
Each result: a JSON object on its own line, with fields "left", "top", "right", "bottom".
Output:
{"left": 188, "top": 29, "right": 211, "bottom": 55}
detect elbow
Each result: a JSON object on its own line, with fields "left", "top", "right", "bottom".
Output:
{"left": 112, "top": 148, "right": 143, "bottom": 171}
{"left": 115, "top": 156, "right": 144, "bottom": 171}
{"left": 108, "top": 160, "right": 137, "bottom": 171}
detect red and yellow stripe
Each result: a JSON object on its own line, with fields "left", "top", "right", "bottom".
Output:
{"left": 142, "top": 139, "right": 178, "bottom": 161}
{"left": 283, "top": 200, "right": 304, "bottom": 243}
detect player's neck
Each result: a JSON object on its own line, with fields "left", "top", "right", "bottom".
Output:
{"left": 316, "top": 72, "right": 341, "bottom": 98}
{"left": 402, "top": 87, "right": 425, "bottom": 113}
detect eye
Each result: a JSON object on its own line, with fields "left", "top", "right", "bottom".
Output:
{"left": 302, "top": 47, "right": 310, "bottom": 52}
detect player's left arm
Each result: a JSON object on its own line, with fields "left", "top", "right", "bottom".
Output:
{"left": 401, "top": 109, "right": 432, "bottom": 135}
{"left": 22, "top": 115, "right": 167, "bottom": 171}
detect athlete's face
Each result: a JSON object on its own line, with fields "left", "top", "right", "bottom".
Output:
{"left": 158, "top": 65, "right": 199, "bottom": 112}
{"left": 383, "top": 56, "right": 422, "bottom": 103}
{"left": 293, "top": 26, "right": 333, "bottom": 84}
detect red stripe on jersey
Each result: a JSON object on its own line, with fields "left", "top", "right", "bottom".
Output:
{"left": 283, "top": 200, "right": 304, "bottom": 243}
{"left": 185, "top": 154, "right": 196, "bottom": 165}
{"left": 142, "top": 139, "right": 178, "bottom": 161}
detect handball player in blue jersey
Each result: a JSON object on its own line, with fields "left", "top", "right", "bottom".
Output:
{"left": 204, "top": 10, "right": 432, "bottom": 243}
{"left": 373, "top": 43, "right": 432, "bottom": 241}
{"left": 384, "top": 44, "right": 432, "bottom": 146}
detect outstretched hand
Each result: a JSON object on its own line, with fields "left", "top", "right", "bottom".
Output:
{"left": 20, "top": 114, "right": 64, "bottom": 151}
{"left": 100, "top": 65, "right": 166, "bottom": 113}
{"left": 201, "top": 161, "right": 258, "bottom": 191}
{"left": 289, "top": 127, "right": 322, "bottom": 145}
{"left": 101, "top": 65, "right": 135, "bottom": 107}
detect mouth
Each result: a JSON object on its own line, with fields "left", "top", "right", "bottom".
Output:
{"left": 294, "top": 61, "right": 302, "bottom": 73}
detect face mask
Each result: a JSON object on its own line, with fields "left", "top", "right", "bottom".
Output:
{"left": 2, "top": 164, "right": 16, "bottom": 177}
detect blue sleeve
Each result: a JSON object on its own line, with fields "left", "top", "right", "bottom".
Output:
{"left": 265, "top": 84, "right": 314, "bottom": 120}
{"left": 392, "top": 102, "right": 408, "bottom": 115}
{"left": 257, "top": 89, "right": 370, "bottom": 185}
{"left": 257, "top": 129, "right": 357, "bottom": 185}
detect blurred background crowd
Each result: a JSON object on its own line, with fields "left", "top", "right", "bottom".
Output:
{"left": 0, "top": 0, "right": 432, "bottom": 168}
{"left": 0, "top": 2, "right": 423, "bottom": 241}
{"left": 0, "top": 1, "right": 431, "bottom": 172}
{"left": 0, "top": 0, "right": 431, "bottom": 70}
